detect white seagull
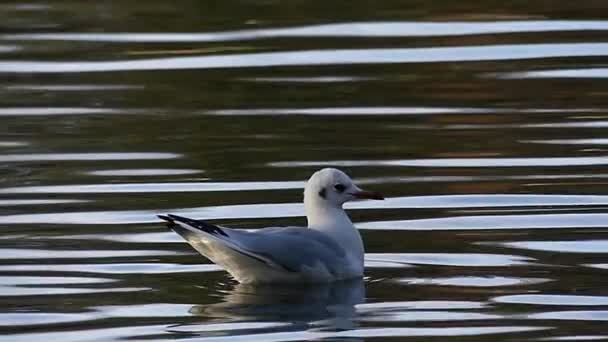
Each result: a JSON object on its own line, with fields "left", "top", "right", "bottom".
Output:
{"left": 158, "top": 168, "right": 383, "bottom": 284}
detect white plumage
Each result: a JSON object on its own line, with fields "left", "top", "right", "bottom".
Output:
{"left": 158, "top": 168, "right": 383, "bottom": 284}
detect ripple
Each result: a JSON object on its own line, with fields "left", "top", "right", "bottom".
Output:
{"left": 529, "top": 310, "right": 608, "bottom": 321}
{"left": 493, "top": 294, "right": 608, "bottom": 306}
{"left": 539, "top": 335, "right": 608, "bottom": 341}
{"left": 359, "top": 311, "right": 501, "bottom": 322}
{"left": 5, "top": 84, "right": 143, "bottom": 91}
{"left": 0, "top": 152, "right": 179, "bottom": 162}
{"left": 523, "top": 139, "right": 608, "bottom": 145}
{"left": 586, "top": 264, "right": 608, "bottom": 270}
{"left": 86, "top": 168, "right": 202, "bottom": 176}
{"left": 1, "top": 43, "right": 607, "bottom": 73}
{"left": 169, "top": 326, "right": 546, "bottom": 340}
{"left": 0, "top": 141, "right": 28, "bottom": 148}
{"left": 0, "top": 45, "right": 21, "bottom": 53}
{"left": 207, "top": 106, "right": 604, "bottom": 116}
{"left": 0, "top": 45, "right": 18, "bottom": 53}
{"left": 0, "top": 199, "right": 86, "bottom": 206}
{"left": 499, "top": 68, "right": 608, "bottom": 79}
{"left": 0, "top": 312, "right": 93, "bottom": 326}
{"left": 96, "top": 303, "right": 192, "bottom": 317}
{"left": 0, "top": 276, "right": 114, "bottom": 285}
{"left": 0, "top": 196, "right": 603, "bottom": 230}
{"left": 364, "top": 259, "right": 414, "bottom": 268}
{"left": 8, "top": 180, "right": 608, "bottom": 195}
{"left": 165, "top": 321, "right": 292, "bottom": 333}
{"left": 4, "top": 21, "right": 608, "bottom": 42}
{"left": 0, "top": 204, "right": 303, "bottom": 224}
{"left": 498, "top": 240, "right": 608, "bottom": 253}
{"left": 240, "top": 76, "right": 372, "bottom": 83}
{"left": 376, "top": 194, "right": 608, "bottom": 208}
{"left": 357, "top": 300, "right": 488, "bottom": 311}
{"left": 359, "top": 213, "right": 608, "bottom": 231}
{"left": 50, "top": 231, "right": 182, "bottom": 243}
{"left": 269, "top": 156, "right": 608, "bottom": 168}
{"left": 0, "top": 324, "right": 171, "bottom": 342}
{"left": 2, "top": 202, "right": 607, "bottom": 226}
{"left": 0, "top": 248, "right": 180, "bottom": 259}
{"left": 0, "top": 286, "right": 148, "bottom": 297}
{"left": 365, "top": 253, "right": 532, "bottom": 267}
{"left": 209, "top": 107, "right": 489, "bottom": 116}
{"left": 523, "top": 121, "right": 608, "bottom": 129}
{"left": 394, "top": 120, "right": 608, "bottom": 130}
{"left": 0, "top": 263, "right": 221, "bottom": 274}
{"left": 1, "top": 3, "right": 50, "bottom": 11}
{"left": 0, "top": 107, "right": 121, "bottom": 116}
{"left": 0, "top": 181, "right": 303, "bottom": 194}
{"left": 398, "top": 276, "right": 550, "bottom": 287}
{"left": 365, "top": 174, "right": 608, "bottom": 183}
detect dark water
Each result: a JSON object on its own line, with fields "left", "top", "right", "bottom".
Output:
{"left": 2, "top": 1, "right": 608, "bottom": 341}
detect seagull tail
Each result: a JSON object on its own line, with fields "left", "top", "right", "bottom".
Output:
{"left": 157, "top": 214, "right": 229, "bottom": 238}
{"left": 157, "top": 214, "right": 176, "bottom": 227}
{"left": 158, "top": 214, "right": 290, "bottom": 274}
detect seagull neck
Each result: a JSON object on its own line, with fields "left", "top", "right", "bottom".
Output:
{"left": 305, "top": 202, "right": 351, "bottom": 229}
{"left": 305, "top": 201, "right": 364, "bottom": 262}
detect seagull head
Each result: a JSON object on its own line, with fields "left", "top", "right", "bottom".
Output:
{"left": 304, "top": 168, "right": 384, "bottom": 208}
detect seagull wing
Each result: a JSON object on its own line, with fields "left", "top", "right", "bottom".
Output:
{"left": 231, "top": 226, "right": 348, "bottom": 274}
{"left": 159, "top": 214, "right": 348, "bottom": 278}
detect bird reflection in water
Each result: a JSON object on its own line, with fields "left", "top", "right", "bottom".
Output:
{"left": 190, "top": 278, "right": 365, "bottom": 331}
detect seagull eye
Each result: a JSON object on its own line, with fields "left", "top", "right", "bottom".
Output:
{"left": 334, "top": 183, "right": 346, "bottom": 193}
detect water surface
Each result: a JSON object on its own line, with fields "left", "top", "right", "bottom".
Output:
{"left": 1, "top": 1, "right": 608, "bottom": 341}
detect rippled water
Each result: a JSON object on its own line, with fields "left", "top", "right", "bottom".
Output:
{"left": 2, "top": 1, "right": 608, "bottom": 341}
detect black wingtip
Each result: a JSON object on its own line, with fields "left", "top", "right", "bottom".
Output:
{"left": 163, "top": 214, "right": 228, "bottom": 237}
{"left": 158, "top": 214, "right": 179, "bottom": 230}
{"left": 167, "top": 214, "right": 186, "bottom": 221}
{"left": 157, "top": 214, "right": 173, "bottom": 222}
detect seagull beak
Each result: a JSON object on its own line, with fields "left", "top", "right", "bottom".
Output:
{"left": 352, "top": 188, "right": 384, "bottom": 200}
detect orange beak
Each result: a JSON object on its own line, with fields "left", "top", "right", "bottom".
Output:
{"left": 352, "top": 190, "right": 384, "bottom": 200}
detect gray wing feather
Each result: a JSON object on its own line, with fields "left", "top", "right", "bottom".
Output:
{"left": 226, "top": 227, "right": 347, "bottom": 274}
{"left": 159, "top": 214, "right": 348, "bottom": 275}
